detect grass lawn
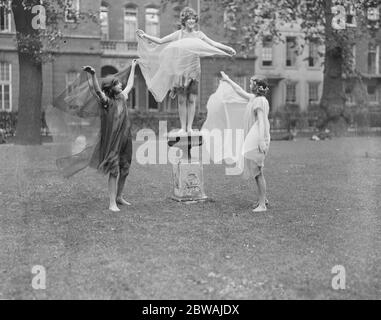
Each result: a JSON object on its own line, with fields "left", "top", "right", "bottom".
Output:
{"left": 0, "top": 137, "right": 380, "bottom": 300}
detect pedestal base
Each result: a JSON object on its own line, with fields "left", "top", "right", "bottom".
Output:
{"left": 172, "top": 159, "right": 207, "bottom": 202}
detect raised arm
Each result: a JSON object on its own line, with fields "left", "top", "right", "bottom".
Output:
{"left": 121, "top": 59, "right": 138, "bottom": 98}
{"left": 82, "top": 66, "right": 107, "bottom": 103}
{"left": 202, "top": 34, "right": 236, "bottom": 56}
{"left": 136, "top": 29, "right": 179, "bottom": 45}
{"left": 220, "top": 71, "right": 253, "bottom": 101}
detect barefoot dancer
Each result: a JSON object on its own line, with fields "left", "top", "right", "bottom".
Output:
{"left": 137, "top": 7, "right": 236, "bottom": 134}
{"left": 79, "top": 60, "right": 138, "bottom": 212}
{"left": 220, "top": 72, "right": 271, "bottom": 212}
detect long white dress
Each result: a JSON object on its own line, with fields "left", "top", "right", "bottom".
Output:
{"left": 201, "top": 81, "right": 270, "bottom": 178}
{"left": 242, "top": 95, "right": 271, "bottom": 178}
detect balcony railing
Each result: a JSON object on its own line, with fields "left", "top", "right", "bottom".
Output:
{"left": 101, "top": 40, "right": 138, "bottom": 56}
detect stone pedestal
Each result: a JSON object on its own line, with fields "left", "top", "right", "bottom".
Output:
{"left": 167, "top": 131, "right": 208, "bottom": 202}
{"left": 172, "top": 159, "right": 207, "bottom": 202}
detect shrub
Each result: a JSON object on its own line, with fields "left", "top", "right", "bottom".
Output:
{"left": 0, "top": 111, "right": 17, "bottom": 136}
{"left": 352, "top": 108, "right": 370, "bottom": 127}
{"left": 271, "top": 104, "right": 301, "bottom": 131}
{"left": 368, "top": 112, "right": 381, "bottom": 127}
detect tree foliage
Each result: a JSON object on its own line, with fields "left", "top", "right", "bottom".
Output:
{"left": 162, "top": 0, "right": 378, "bottom": 133}
{"left": 1, "top": 0, "right": 97, "bottom": 144}
{"left": 3, "top": 0, "right": 98, "bottom": 64}
{"left": 163, "top": 0, "right": 373, "bottom": 75}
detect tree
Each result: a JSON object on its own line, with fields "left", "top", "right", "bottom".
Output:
{"left": 162, "top": 0, "right": 375, "bottom": 135}
{"left": 3, "top": 0, "right": 97, "bottom": 145}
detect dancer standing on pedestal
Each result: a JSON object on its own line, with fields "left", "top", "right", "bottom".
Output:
{"left": 136, "top": 7, "right": 236, "bottom": 134}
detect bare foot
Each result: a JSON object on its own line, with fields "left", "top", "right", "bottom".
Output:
{"left": 252, "top": 205, "right": 267, "bottom": 213}
{"left": 109, "top": 204, "right": 120, "bottom": 212}
{"left": 254, "top": 199, "right": 269, "bottom": 208}
{"left": 116, "top": 198, "right": 132, "bottom": 206}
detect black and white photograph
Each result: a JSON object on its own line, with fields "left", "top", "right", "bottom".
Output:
{"left": 0, "top": 0, "right": 380, "bottom": 303}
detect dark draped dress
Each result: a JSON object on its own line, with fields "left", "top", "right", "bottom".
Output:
{"left": 50, "top": 67, "right": 133, "bottom": 178}
{"left": 89, "top": 93, "right": 132, "bottom": 177}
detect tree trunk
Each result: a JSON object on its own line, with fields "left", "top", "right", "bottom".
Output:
{"left": 16, "top": 53, "right": 42, "bottom": 145}
{"left": 12, "top": 0, "right": 43, "bottom": 145}
{"left": 320, "top": 0, "right": 348, "bottom": 136}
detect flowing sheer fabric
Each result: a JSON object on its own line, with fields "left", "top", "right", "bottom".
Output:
{"left": 138, "top": 37, "right": 230, "bottom": 102}
{"left": 201, "top": 81, "right": 270, "bottom": 177}
{"left": 46, "top": 67, "right": 132, "bottom": 178}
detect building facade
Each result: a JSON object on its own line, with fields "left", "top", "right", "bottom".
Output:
{"left": 2, "top": 1, "right": 379, "bottom": 121}
{"left": 254, "top": 15, "right": 381, "bottom": 115}
{"left": 0, "top": 0, "right": 255, "bottom": 118}
{"left": 345, "top": 28, "right": 381, "bottom": 114}
{"left": 254, "top": 23, "right": 324, "bottom": 114}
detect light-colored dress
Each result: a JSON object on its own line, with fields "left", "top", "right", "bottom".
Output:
{"left": 242, "top": 95, "right": 271, "bottom": 179}
{"left": 137, "top": 29, "right": 229, "bottom": 102}
{"left": 171, "top": 30, "right": 206, "bottom": 95}
{"left": 201, "top": 81, "right": 271, "bottom": 178}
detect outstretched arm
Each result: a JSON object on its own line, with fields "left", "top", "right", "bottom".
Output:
{"left": 136, "top": 29, "right": 178, "bottom": 45}
{"left": 82, "top": 66, "right": 107, "bottom": 103}
{"left": 220, "top": 71, "right": 253, "bottom": 101}
{"left": 121, "top": 59, "right": 138, "bottom": 98}
{"left": 202, "top": 34, "right": 236, "bottom": 56}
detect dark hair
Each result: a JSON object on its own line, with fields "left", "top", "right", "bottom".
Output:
{"left": 180, "top": 7, "right": 198, "bottom": 27}
{"left": 101, "top": 76, "right": 120, "bottom": 99}
{"left": 250, "top": 77, "right": 269, "bottom": 96}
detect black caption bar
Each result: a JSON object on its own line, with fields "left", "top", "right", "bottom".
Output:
{"left": 140, "top": 302, "right": 240, "bottom": 318}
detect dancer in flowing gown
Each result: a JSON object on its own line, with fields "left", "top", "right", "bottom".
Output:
{"left": 136, "top": 7, "right": 236, "bottom": 134}
{"left": 207, "top": 72, "right": 271, "bottom": 212}
{"left": 81, "top": 61, "right": 138, "bottom": 212}
{"left": 48, "top": 60, "right": 138, "bottom": 212}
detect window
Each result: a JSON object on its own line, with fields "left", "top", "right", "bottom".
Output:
{"left": 147, "top": 90, "right": 158, "bottom": 110}
{"left": 100, "top": 5, "right": 109, "bottom": 40}
{"left": 308, "top": 39, "right": 319, "bottom": 67}
{"left": 66, "top": 71, "right": 79, "bottom": 95}
{"left": 285, "top": 83, "right": 297, "bottom": 103}
{"left": 286, "top": 37, "right": 297, "bottom": 67}
{"left": 368, "top": 44, "right": 379, "bottom": 74}
{"left": 0, "top": 62, "right": 11, "bottom": 111}
{"left": 308, "top": 83, "right": 319, "bottom": 103}
{"left": 305, "top": 0, "right": 314, "bottom": 10}
{"left": 101, "top": 65, "right": 118, "bottom": 77}
{"left": 345, "top": 86, "right": 354, "bottom": 104}
{"left": 367, "top": 6, "right": 380, "bottom": 21}
{"left": 262, "top": 37, "right": 273, "bottom": 67}
{"left": 0, "top": 0, "right": 11, "bottom": 32}
{"left": 65, "top": 0, "right": 80, "bottom": 23}
{"left": 145, "top": 7, "right": 160, "bottom": 37}
{"left": 345, "top": 4, "right": 356, "bottom": 27}
{"left": 367, "top": 85, "right": 378, "bottom": 103}
{"left": 124, "top": 8, "right": 138, "bottom": 41}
